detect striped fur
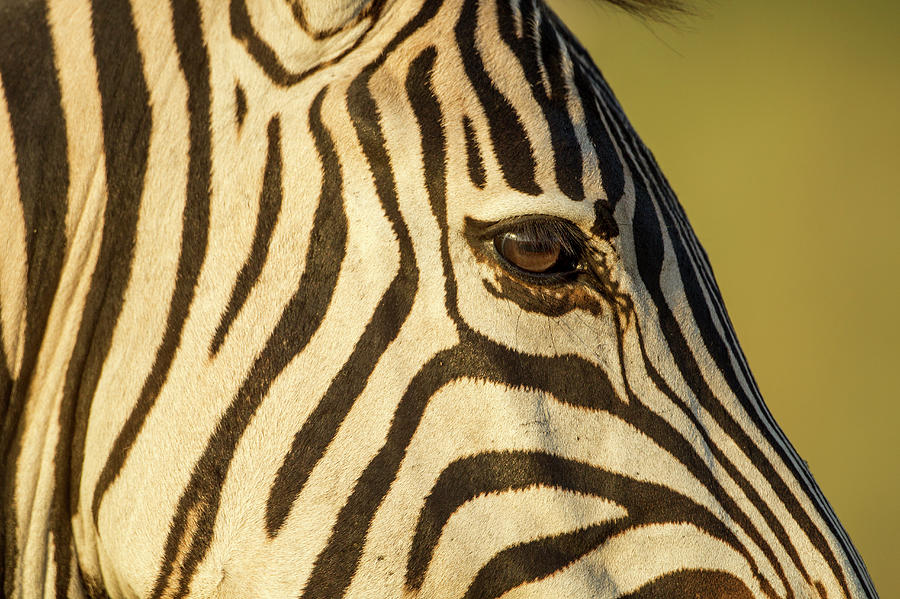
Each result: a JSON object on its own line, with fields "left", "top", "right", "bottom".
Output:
{"left": 0, "top": 0, "right": 878, "bottom": 597}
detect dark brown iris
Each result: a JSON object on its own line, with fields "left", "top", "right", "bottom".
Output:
{"left": 495, "top": 231, "right": 563, "bottom": 273}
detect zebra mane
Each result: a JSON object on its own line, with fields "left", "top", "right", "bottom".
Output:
{"left": 598, "top": 0, "right": 690, "bottom": 19}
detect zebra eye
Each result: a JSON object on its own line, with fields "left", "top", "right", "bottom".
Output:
{"left": 492, "top": 219, "right": 582, "bottom": 277}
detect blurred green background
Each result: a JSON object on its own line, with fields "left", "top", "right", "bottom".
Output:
{"left": 548, "top": 0, "right": 899, "bottom": 594}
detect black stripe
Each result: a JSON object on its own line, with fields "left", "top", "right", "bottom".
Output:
{"left": 235, "top": 83, "right": 247, "bottom": 128}
{"left": 465, "top": 524, "right": 622, "bottom": 599}
{"left": 495, "top": 0, "right": 585, "bottom": 201}
{"left": 407, "top": 451, "right": 745, "bottom": 591}
{"left": 625, "top": 98, "right": 759, "bottom": 425}
{"left": 621, "top": 569, "right": 754, "bottom": 599}
{"left": 0, "top": 327, "right": 9, "bottom": 430}
{"left": 536, "top": 14, "right": 585, "bottom": 201}
{"left": 255, "top": 87, "right": 350, "bottom": 537}
{"left": 462, "top": 115, "right": 486, "bottom": 189}
{"left": 455, "top": 0, "right": 541, "bottom": 196}
{"left": 423, "top": 59, "right": 464, "bottom": 325}
{"left": 571, "top": 57, "right": 625, "bottom": 208}
{"left": 151, "top": 86, "right": 347, "bottom": 598}
{"left": 264, "top": 71, "right": 417, "bottom": 538}
{"left": 90, "top": 0, "right": 213, "bottom": 538}
{"left": 0, "top": 1, "right": 69, "bottom": 593}
{"left": 52, "top": 0, "right": 154, "bottom": 595}
{"left": 210, "top": 116, "right": 284, "bottom": 356}
{"left": 0, "top": 8, "right": 70, "bottom": 446}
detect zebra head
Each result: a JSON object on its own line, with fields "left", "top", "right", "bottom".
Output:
{"left": 0, "top": 0, "right": 877, "bottom": 597}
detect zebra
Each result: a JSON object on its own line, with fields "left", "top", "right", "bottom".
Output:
{"left": 0, "top": 0, "right": 879, "bottom": 595}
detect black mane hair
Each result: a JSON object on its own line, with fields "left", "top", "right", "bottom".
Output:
{"left": 600, "top": 0, "right": 689, "bottom": 19}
